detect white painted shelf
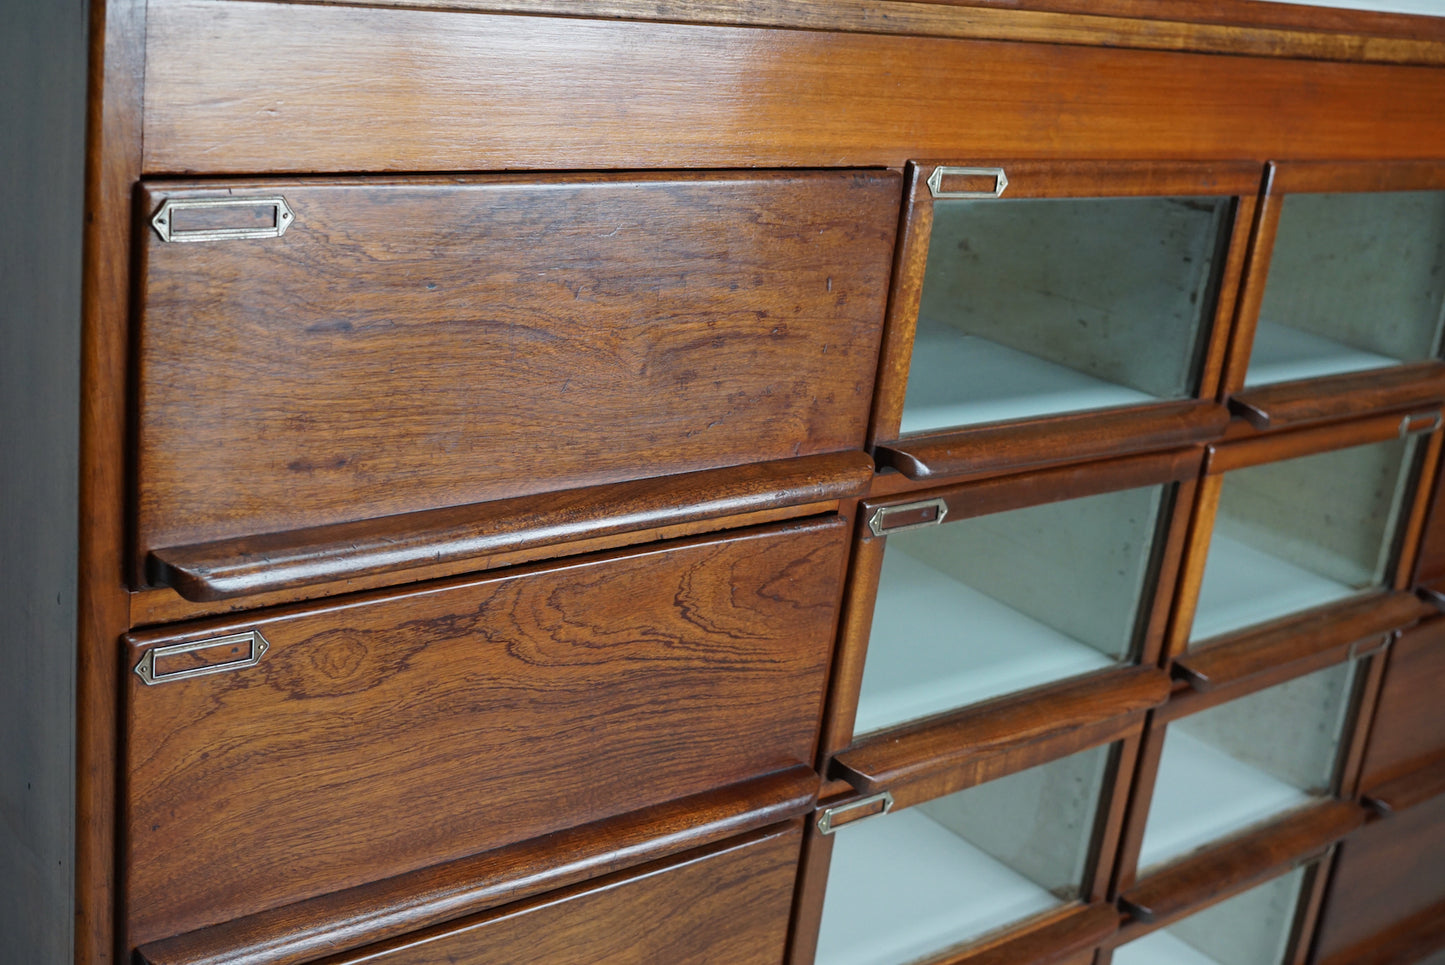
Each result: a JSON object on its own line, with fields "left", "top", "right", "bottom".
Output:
{"left": 1189, "top": 532, "right": 1359, "bottom": 643}
{"left": 899, "top": 317, "right": 1154, "bottom": 435}
{"left": 816, "top": 807, "right": 1062, "bottom": 965}
{"left": 856, "top": 549, "right": 1116, "bottom": 737}
{"left": 1137, "top": 730, "right": 1314, "bottom": 871}
{"left": 1113, "top": 930, "right": 1224, "bottom": 965}
{"left": 1244, "top": 319, "right": 1400, "bottom": 388}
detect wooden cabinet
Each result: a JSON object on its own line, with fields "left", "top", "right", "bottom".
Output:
{"left": 7, "top": 2, "right": 1445, "bottom": 964}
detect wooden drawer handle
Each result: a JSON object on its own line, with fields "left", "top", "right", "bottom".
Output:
{"left": 1226, "top": 362, "right": 1445, "bottom": 431}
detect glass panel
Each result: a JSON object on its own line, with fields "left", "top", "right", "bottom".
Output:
{"left": 856, "top": 484, "right": 1168, "bottom": 737}
{"left": 1138, "top": 661, "right": 1357, "bottom": 871}
{"left": 1113, "top": 866, "right": 1307, "bottom": 965}
{"left": 1247, "top": 191, "right": 1445, "bottom": 387}
{"left": 1190, "top": 435, "right": 1419, "bottom": 644}
{"left": 817, "top": 744, "right": 1113, "bottom": 965}
{"left": 901, "top": 196, "right": 1229, "bottom": 435}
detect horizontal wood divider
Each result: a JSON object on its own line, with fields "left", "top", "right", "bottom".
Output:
{"left": 943, "top": 903, "right": 1119, "bottom": 965}
{"left": 1270, "top": 160, "right": 1445, "bottom": 194}
{"left": 135, "top": 766, "right": 818, "bottom": 965}
{"left": 147, "top": 451, "right": 873, "bottom": 601}
{"left": 1174, "top": 592, "right": 1430, "bottom": 692}
{"left": 1227, "top": 362, "right": 1445, "bottom": 430}
{"left": 1206, "top": 407, "right": 1440, "bottom": 474}
{"left": 830, "top": 667, "right": 1169, "bottom": 809}
{"left": 1363, "top": 754, "right": 1445, "bottom": 816}
{"left": 874, "top": 401, "right": 1227, "bottom": 484}
{"left": 910, "top": 159, "right": 1263, "bottom": 198}
{"left": 1118, "top": 799, "right": 1365, "bottom": 924}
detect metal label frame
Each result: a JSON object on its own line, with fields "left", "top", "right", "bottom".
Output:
{"left": 927, "top": 166, "right": 1009, "bottom": 199}
{"left": 134, "top": 630, "right": 271, "bottom": 686}
{"left": 150, "top": 196, "right": 295, "bottom": 243}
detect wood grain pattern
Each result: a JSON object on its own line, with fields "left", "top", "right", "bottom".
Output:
{"left": 1117, "top": 800, "right": 1364, "bottom": 923}
{"left": 864, "top": 446, "right": 1203, "bottom": 529}
{"left": 1363, "top": 755, "right": 1445, "bottom": 815}
{"left": 1173, "top": 592, "right": 1429, "bottom": 692}
{"left": 1228, "top": 362, "right": 1445, "bottom": 431}
{"left": 1204, "top": 409, "right": 1431, "bottom": 475}
{"left": 121, "top": 519, "right": 846, "bottom": 947}
{"left": 1310, "top": 789, "right": 1445, "bottom": 965}
{"left": 940, "top": 904, "right": 1117, "bottom": 965}
{"left": 300, "top": 822, "right": 803, "bottom": 965}
{"left": 1313, "top": 897, "right": 1445, "bottom": 965}
{"left": 875, "top": 402, "right": 1228, "bottom": 483}
{"left": 1360, "top": 618, "right": 1445, "bottom": 791}
{"left": 830, "top": 667, "right": 1167, "bottom": 808}
{"left": 148, "top": 451, "right": 872, "bottom": 602}
{"left": 1270, "top": 159, "right": 1445, "bottom": 195}
{"left": 138, "top": 770, "right": 815, "bottom": 965}
{"left": 134, "top": 172, "right": 898, "bottom": 559}
{"left": 144, "top": 2, "right": 1445, "bottom": 176}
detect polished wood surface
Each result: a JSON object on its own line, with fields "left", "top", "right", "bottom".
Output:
{"left": 941, "top": 904, "right": 1117, "bottom": 965}
{"left": 1172, "top": 592, "right": 1428, "bottom": 692}
{"left": 122, "top": 519, "right": 845, "bottom": 946}
{"left": 1314, "top": 897, "right": 1445, "bottom": 965}
{"left": 875, "top": 403, "right": 1228, "bottom": 483}
{"left": 147, "top": 451, "right": 871, "bottom": 602}
{"left": 830, "top": 668, "right": 1167, "bottom": 808}
{"left": 134, "top": 173, "right": 897, "bottom": 559}
{"left": 1363, "top": 755, "right": 1445, "bottom": 815}
{"left": 144, "top": 1, "right": 1445, "bottom": 176}
{"left": 139, "top": 772, "right": 813, "bottom": 965}
{"left": 1205, "top": 408, "right": 1439, "bottom": 474}
{"left": 1117, "top": 800, "right": 1364, "bottom": 924}
{"left": 1311, "top": 789, "right": 1445, "bottom": 965}
{"left": 1360, "top": 618, "right": 1445, "bottom": 791}
{"left": 1270, "top": 158, "right": 1445, "bottom": 194}
{"left": 1228, "top": 363, "right": 1445, "bottom": 431}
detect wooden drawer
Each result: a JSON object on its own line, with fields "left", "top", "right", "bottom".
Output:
{"left": 121, "top": 517, "right": 846, "bottom": 947}
{"left": 138, "top": 822, "right": 804, "bottom": 965}
{"left": 133, "top": 170, "right": 899, "bottom": 561}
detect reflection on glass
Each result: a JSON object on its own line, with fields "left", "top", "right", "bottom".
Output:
{"left": 1248, "top": 191, "right": 1445, "bottom": 387}
{"left": 1114, "top": 866, "right": 1307, "bottom": 965}
{"left": 1139, "top": 662, "right": 1356, "bottom": 871}
{"left": 1190, "top": 435, "right": 1419, "bottom": 644}
{"left": 902, "top": 196, "right": 1228, "bottom": 435}
{"left": 817, "top": 744, "right": 1113, "bottom": 965}
{"left": 856, "top": 485, "right": 1166, "bottom": 737}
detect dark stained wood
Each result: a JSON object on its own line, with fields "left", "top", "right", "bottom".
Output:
{"left": 1215, "top": 168, "right": 1279, "bottom": 398}
{"left": 121, "top": 518, "right": 846, "bottom": 947}
{"left": 1205, "top": 408, "right": 1435, "bottom": 475}
{"left": 1311, "top": 789, "right": 1445, "bottom": 965}
{"left": 814, "top": 535, "right": 886, "bottom": 761}
{"left": 830, "top": 667, "right": 1168, "bottom": 808}
{"left": 867, "top": 166, "right": 930, "bottom": 450}
{"left": 1336, "top": 643, "right": 1394, "bottom": 802}
{"left": 1228, "top": 363, "right": 1445, "bottom": 431}
{"left": 1107, "top": 707, "right": 1168, "bottom": 897}
{"left": 1198, "top": 194, "right": 1262, "bottom": 404}
{"left": 875, "top": 402, "right": 1228, "bottom": 483}
{"left": 136, "top": 771, "right": 815, "bottom": 965}
{"left": 1360, "top": 618, "right": 1445, "bottom": 791}
{"left": 1363, "top": 755, "right": 1445, "bottom": 815}
{"left": 784, "top": 813, "right": 835, "bottom": 965}
{"left": 940, "top": 903, "right": 1118, "bottom": 965}
{"left": 1118, "top": 800, "right": 1365, "bottom": 924}
{"left": 133, "top": 172, "right": 899, "bottom": 560}
{"left": 147, "top": 451, "right": 872, "bottom": 602}
{"left": 143, "top": 2, "right": 1445, "bottom": 176}
{"left": 1412, "top": 450, "right": 1445, "bottom": 588}
{"left": 1314, "top": 898, "right": 1445, "bottom": 965}
{"left": 1392, "top": 427, "right": 1445, "bottom": 591}
{"left": 77, "top": 1, "right": 149, "bottom": 964}
{"left": 1137, "top": 478, "right": 1199, "bottom": 673}
{"left": 864, "top": 446, "right": 1204, "bottom": 529}
{"left": 1173, "top": 592, "right": 1429, "bottom": 691}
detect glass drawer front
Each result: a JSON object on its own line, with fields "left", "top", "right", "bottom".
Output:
{"left": 1114, "top": 865, "right": 1307, "bottom": 965}
{"left": 1190, "top": 435, "right": 1420, "bottom": 644}
{"left": 817, "top": 744, "right": 1113, "bottom": 965}
{"left": 856, "top": 484, "right": 1169, "bottom": 737}
{"left": 1247, "top": 191, "right": 1445, "bottom": 387}
{"left": 1138, "top": 661, "right": 1356, "bottom": 871}
{"left": 902, "top": 196, "right": 1229, "bottom": 435}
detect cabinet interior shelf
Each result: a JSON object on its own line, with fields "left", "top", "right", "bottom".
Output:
{"left": 1244, "top": 319, "right": 1400, "bottom": 388}
{"left": 899, "top": 318, "right": 1155, "bottom": 436}
{"left": 856, "top": 549, "right": 1116, "bottom": 737}
{"left": 1137, "top": 730, "right": 1313, "bottom": 872}
{"left": 816, "top": 807, "right": 1061, "bottom": 965}
{"left": 1114, "top": 929, "right": 1225, "bottom": 965}
{"left": 1189, "top": 532, "right": 1360, "bottom": 644}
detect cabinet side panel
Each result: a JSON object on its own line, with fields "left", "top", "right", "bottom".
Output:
{"left": 0, "top": 0, "right": 87, "bottom": 960}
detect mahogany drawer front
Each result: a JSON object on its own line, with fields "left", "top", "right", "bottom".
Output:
{"left": 121, "top": 517, "right": 846, "bottom": 947}
{"left": 133, "top": 170, "right": 899, "bottom": 558}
